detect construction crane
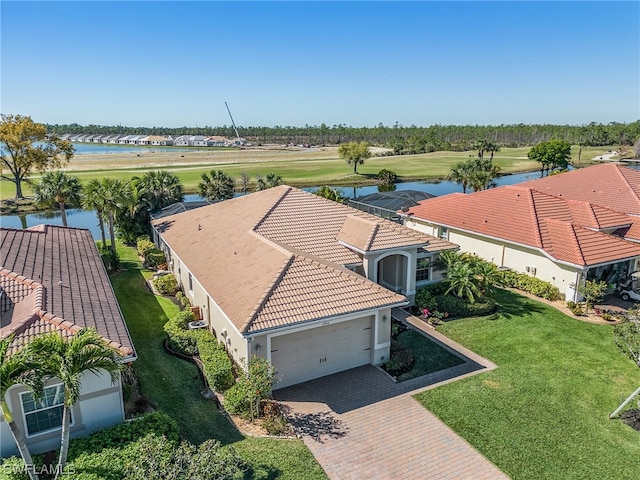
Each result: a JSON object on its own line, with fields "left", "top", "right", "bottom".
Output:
{"left": 225, "top": 102, "right": 241, "bottom": 145}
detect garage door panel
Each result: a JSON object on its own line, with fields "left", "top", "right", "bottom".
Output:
{"left": 271, "top": 316, "right": 373, "bottom": 389}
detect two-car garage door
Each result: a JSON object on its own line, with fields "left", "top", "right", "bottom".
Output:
{"left": 271, "top": 315, "right": 373, "bottom": 389}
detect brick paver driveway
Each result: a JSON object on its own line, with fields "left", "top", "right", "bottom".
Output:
{"left": 273, "top": 316, "right": 509, "bottom": 480}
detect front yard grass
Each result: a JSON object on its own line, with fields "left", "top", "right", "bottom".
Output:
{"left": 416, "top": 289, "right": 640, "bottom": 480}
{"left": 112, "top": 244, "right": 327, "bottom": 480}
{"left": 394, "top": 328, "right": 465, "bottom": 382}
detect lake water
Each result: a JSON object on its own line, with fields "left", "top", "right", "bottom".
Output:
{"left": 70, "top": 143, "right": 196, "bottom": 154}
{"left": 0, "top": 170, "right": 544, "bottom": 239}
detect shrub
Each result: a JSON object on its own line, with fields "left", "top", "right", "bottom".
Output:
{"left": 385, "top": 342, "right": 415, "bottom": 376}
{"left": 378, "top": 169, "right": 398, "bottom": 184}
{"left": 415, "top": 288, "right": 438, "bottom": 312}
{"left": 497, "top": 270, "right": 561, "bottom": 300}
{"left": 67, "top": 412, "right": 179, "bottom": 458}
{"left": 224, "top": 382, "right": 252, "bottom": 418}
{"left": 136, "top": 236, "right": 155, "bottom": 257}
{"left": 262, "top": 415, "right": 288, "bottom": 435}
{"left": 164, "top": 310, "right": 198, "bottom": 355}
{"left": 125, "top": 434, "right": 247, "bottom": 480}
{"left": 145, "top": 248, "right": 166, "bottom": 269}
{"left": 153, "top": 274, "right": 178, "bottom": 295}
{"left": 197, "top": 335, "right": 235, "bottom": 392}
{"left": 434, "top": 294, "right": 468, "bottom": 317}
{"left": 98, "top": 244, "right": 120, "bottom": 273}
{"left": 465, "top": 297, "right": 497, "bottom": 316}
{"left": 569, "top": 303, "right": 585, "bottom": 316}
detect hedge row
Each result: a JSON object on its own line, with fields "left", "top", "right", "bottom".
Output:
{"left": 497, "top": 270, "right": 562, "bottom": 300}
{"left": 197, "top": 335, "right": 235, "bottom": 391}
{"left": 164, "top": 311, "right": 234, "bottom": 392}
{"left": 164, "top": 310, "right": 199, "bottom": 355}
{"left": 136, "top": 236, "right": 166, "bottom": 269}
{"left": 415, "top": 285, "right": 496, "bottom": 318}
{"left": 154, "top": 274, "right": 178, "bottom": 295}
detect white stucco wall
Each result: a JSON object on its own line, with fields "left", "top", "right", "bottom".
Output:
{"left": 1, "top": 371, "right": 123, "bottom": 458}
{"left": 157, "top": 240, "right": 249, "bottom": 365}
{"left": 407, "top": 218, "right": 581, "bottom": 299}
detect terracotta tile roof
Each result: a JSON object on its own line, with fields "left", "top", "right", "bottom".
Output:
{"left": 521, "top": 164, "right": 640, "bottom": 216}
{"left": 0, "top": 226, "right": 136, "bottom": 359}
{"left": 407, "top": 184, "right": 640, "bottom": 267}
{"left": 248, "top": 256, "right": 405, "bottom": 333}
{"left": 152, "top": 186, "right": 453, "bottom": 334}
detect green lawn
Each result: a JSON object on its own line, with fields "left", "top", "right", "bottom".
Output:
{"left": 416, "top": 289, "right": 640, "bottom": 480}
{"left": 394, "top": 328, "right": 465, "bottom": 382}
{"left": 111, "top": 244, "right": 327, "bottom": 479}
{"left": 2, "top": 145, "right": 618, "bottom": 200}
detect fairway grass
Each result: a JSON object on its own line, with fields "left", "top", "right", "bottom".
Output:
{"left": 416, "top": 289, "right": 640, "bottom": 480}
{"left": 1, "top": 145, "right": 618, "bottom": 200}
{"left": 111, "top": 245, "right": 327, "bottom": 479}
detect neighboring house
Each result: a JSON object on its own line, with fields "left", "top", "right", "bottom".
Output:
{"left": 148, "top": 135, "right": 174, "bottom": 146}
{"left": 174, "top": 135, "right": 190, "bottom": 146}
{"left": 151, "top": 186, "right": 456, "bottom": 389}
{"left": 405, "top": 172, "right": 640, "bottom": 301}
{"left": 188, "top": 135, "right": 210, "bottom": 146}
{"left": 208, "top": 136, "right": 227, "bottom": 146}
{"left": 0, "top": 225, "right": 136, "bottom": 457}
{"left": 520, "top": 163, "right": 640, "bottom": 216}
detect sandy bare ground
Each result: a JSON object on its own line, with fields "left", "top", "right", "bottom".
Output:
{"left": 62, "top": 145, "right": 365, "bottom": 172}
{"left": 64, "top": 145, "right": 392, "bottom": 172}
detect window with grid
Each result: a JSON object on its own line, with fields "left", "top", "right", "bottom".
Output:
{"left": 21, "top": 384, "right": 70, "bottom": 436}
{"left": 439, "top": 227, "right": 449, "bottom": 240}
{"left": 416, "top": 257, "right": 431, "bottom": 282}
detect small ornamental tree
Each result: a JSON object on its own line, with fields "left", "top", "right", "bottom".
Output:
{"left": 338, "top": 141, "right": 371, "bottom": 174}
{"left": 226, "top": 356, "right": 278, "bottom": 420}
{"left": 576, "top": 279, "right": 608, "bottom": 314}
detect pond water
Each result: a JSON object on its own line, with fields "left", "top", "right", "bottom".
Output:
{"left": 0, "top": 170, "right": 544, "bottom": 239}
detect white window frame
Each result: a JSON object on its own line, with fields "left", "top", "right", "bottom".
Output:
{"left": 439, "top": 227, "right": 449, "bottom": 240}
{"left": 416, "top": 256, "right": 431, "bottom": 283}
{"left": 20, "top": 384, "right": 71, "bottom": 437}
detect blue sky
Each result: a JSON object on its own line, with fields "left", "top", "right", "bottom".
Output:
{"left": 2, "top": 1, "right": 639, "bottom": 128}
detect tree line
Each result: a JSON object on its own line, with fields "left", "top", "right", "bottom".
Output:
{"left": 45, "top": 121, "right": 640, "bottom": 149}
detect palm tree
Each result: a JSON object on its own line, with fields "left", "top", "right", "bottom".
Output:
{"left": 445, "top": 262, "right": 481, "bottom": 303}
{"left": 101, "top": 178, "right": 130, "bottom": 254}
{"left": 32, "top": 171, "right": 83, "bottom": 227}
{"left": 446, "top": 161, "right": 473, "bottom": 193}
{"left": 314, "top": 186, "right": 343, "bottom": 203}
{"left": 116, "top": 177, "right": 152, "bottom": 245}
{"left": 239, "top": 171, "right": 250, "bottom": 195}
{"left": 486, "top": 141, "right": 500, "bottom": 162}
{"left": 255, "top": 172, "right": 284, "bottom": 191}
{"left": 83, "top": 179, "right": 108, "bottom": 248}
{"left": 27, "top": 329, "right": 123, "bottom": 479}
{"left": 0, "top": 335, "right": 43, "bottom": 480}
{"left": 469, "top": 158, "right": 502, "bottom": 192}
{"left": 198, "top": 170, "right": 235, "bottom": 201}
{"left": 140, "top": 171, "right": 184, "bottom": 211}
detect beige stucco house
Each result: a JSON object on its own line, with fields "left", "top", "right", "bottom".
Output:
{"left": 151, "top": 186, "right": 457, "bottom": 389}
{"left": 404, "top": 165, "right": 640, "bottom": 301}
{"left": 0, "top": 226, "right": 136, "bottom": 457}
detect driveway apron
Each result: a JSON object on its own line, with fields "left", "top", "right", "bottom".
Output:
{"left": 273, "top": 317, "right": 509, "bottom": 479}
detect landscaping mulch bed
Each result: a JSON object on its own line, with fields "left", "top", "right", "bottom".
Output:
{"left": 622, "top": 409, "right": 640, "bottom": 433}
